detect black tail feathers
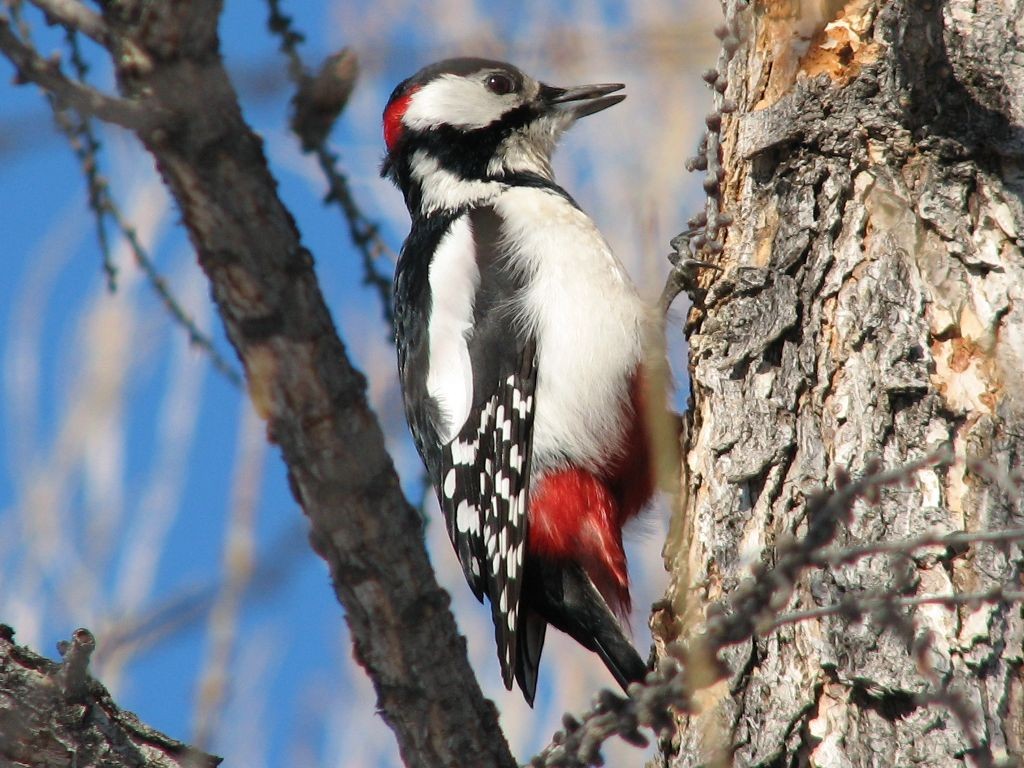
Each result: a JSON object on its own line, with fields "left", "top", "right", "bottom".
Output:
{"left": 514, "top": 609, "right": 547, "bottom": 705}
{"left": 514, "top": 558, "right": 649, "bottom": 703}
{"left": 592, "top": 622, "right": 648, "bottom": 691}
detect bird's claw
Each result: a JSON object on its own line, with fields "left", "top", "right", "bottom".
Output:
{"left": 660, "top": 255, "right": 722, "bottom": 314}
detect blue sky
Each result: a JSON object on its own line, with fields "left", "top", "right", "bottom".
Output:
{"left": 0, "top": 1, "right": 712, "bottom": 764}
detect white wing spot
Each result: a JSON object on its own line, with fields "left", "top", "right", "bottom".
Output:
{"left": 456, "top": 500, "right": 476, "bottom": 534}
{"left": 443, "top": 469, "right": 456, "bottom": 498}
{"left": 451, "top": 438, "right": 476, "bottom": 466}
{"left": 509, "top": 444, "right": 521, "bottom": 471}
{"left": 479, "top": 400, "right": 494, "bottom": 431}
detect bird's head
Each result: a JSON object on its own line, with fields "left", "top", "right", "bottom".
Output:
{"left": 381, "top": 58, "right": 624, "bottom": 215}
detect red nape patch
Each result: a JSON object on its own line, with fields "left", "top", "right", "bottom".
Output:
{"left": 383, "top": 87, "right": 418, "bottom": 151}
{"left": 527, "top": 469, "right": 631, "bottom": 619}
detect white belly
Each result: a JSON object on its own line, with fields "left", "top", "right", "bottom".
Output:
{"left": 494, "top": 187, "right": 650, "bottom": 473}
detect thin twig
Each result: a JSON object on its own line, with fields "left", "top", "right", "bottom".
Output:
{"left": 107, "top": 203, "right": 244, "bottom": 387}
{"left": 30, "top": 28, "right": 243, "bottom": 384}
{"left": 315, "top": 143, "right": 396, "bottom": 326}
{"left": 760, "top": 586, "right": 1024, "bottom": 635}
{"left": 661, "top": 2, "right": 749, "bottom": 312}
{"left": 100, "top": 524, "right": 308, "bottom": 657}
{"left": 264, "top": 0, "right": 396, "bottom": 328}
{"left": 59, "top": 26, "right": 117, "bottom": 289}
{"left": 675, "top": 0, "right": 749, "bottom": 259}
{"left": 265, "top": 0, "right": 304, "bottom": 82}
{"left": 812, "top": 527, "right": 1024, "bottom": 568}
{"left": 26, "top": 0, "right": 107, "bottom": 45}
{"left": 0, "top": 16, "right": 154, "bottom": 130}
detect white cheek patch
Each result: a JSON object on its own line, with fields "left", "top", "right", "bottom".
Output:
{"left": 426, "top": 215, "right": 478, "bottom": 442}
{"left": 403, "top": 75, "right": 516, "bottom": 131}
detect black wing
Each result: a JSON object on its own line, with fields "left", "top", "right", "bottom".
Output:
{"left": 436, "top": 205, "right": 538, "bottom": 690}
{"left": 394, "top": 204, "right": 539, "bottom": 691}
{"left": 394, "top": 212, "right": 457, "bottom": 487}
{"left": 439, "top": 340, "right": 536, "bottom": 682}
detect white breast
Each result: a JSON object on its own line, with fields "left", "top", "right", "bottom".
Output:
{"left": 494, "top": 187, "right": 649, "bottom": 473}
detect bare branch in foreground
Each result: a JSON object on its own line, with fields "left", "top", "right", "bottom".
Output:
{"left": 811, "top": 527, "right": 1024, "bottom": 568}
{"left": 0, "top": 625, "right": 222, "bottom": 768}
{"left": 761, "top": 586, "right": 1024, "bottom": 636}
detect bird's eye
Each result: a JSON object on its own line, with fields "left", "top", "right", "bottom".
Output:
{"left": 485, "top": 73, "right": 516, "bottom": 95}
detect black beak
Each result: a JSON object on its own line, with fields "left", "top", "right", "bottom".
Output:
{"left": 541, "top": 82, "right": 626, "bottom": 120}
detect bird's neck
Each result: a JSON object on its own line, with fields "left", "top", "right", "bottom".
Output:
{"left": 400, "top": 146, "right": 562, "bottom": 220}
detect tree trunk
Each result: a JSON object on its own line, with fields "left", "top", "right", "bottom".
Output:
{"left": 659, "top": 0, "right": 1024, "bottom": 765}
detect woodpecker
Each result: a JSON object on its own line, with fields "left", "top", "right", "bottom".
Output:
{"left": 383, "top": 58, "right": 655, "bottom": 704}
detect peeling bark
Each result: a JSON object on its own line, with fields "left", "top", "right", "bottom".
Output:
{"left": 659, "top": 1, "right": 1024, "bottom": 765}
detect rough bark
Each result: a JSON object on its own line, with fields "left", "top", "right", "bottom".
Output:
{"left": 0, "top": 626, "right": 220, "bottom": 768}
{"left": 658, "top": 1, "right": 1024, "bottom": 766}
{"left": 0, "top": 2, "right": 515, "bottom": 767}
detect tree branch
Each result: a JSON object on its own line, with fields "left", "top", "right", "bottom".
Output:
{"left": 0, "top": 625, "right": 221, "bottom": 768}
{"left": 0, "top": 17, "right": 153, "bottom": 130}
{"left": 26, "top": 0, "right": 108, "bottom": 45}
